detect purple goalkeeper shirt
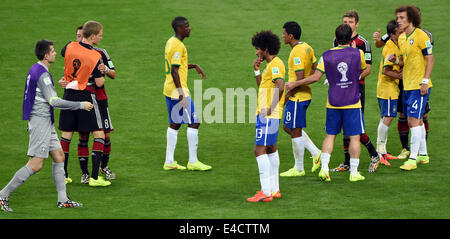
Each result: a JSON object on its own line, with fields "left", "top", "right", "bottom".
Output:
{"left": 323, "top": 47, "right": 361, "bottom": 107}
{"left": 22, "top": 62, "right": 55, "bottom": 122}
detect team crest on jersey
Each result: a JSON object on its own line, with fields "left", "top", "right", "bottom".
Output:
{"left": 294, "top": 57, "right": 301, "bottom": 65}
{"left": 409, "top": 39, "right": 414, "bottom": 45}
{"left": 272, "top": 67, "right": 279, "bottom": 75}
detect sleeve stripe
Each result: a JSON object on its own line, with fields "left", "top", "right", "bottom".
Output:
{"left": 358, "top": 35, "right": 371, "bottom": 52}
{"left": 272, "top": 77, "right": 284, "bottom": 83}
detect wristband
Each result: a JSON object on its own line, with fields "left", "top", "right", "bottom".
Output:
{"left": 104, "top": 66, "right": 110, "bottom": 74}
{"left": 421, "top": 78, "right": 429, "bottom": 84}
{"left": 254, "top": 70, "right": 260, "bottom": 76}
{"left": 395, "top": 58, "right": 400, "bottom": 65}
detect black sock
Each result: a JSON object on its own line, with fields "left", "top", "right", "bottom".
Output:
{"left": 398, "top": 117, "right": 410, "bottom": 150}
{"left": 361, "top": 133, "right": 378, "bottom": 158}
{"left": 101, "top": 140, "right": 111, "bottom": 169}
{"left": 79, "top": 157, "right": 89, "bottom": 175}
{"left": 64, "top": 153, "right": 69, "bottom": 178}
{"left": 91, "top": 138, "right": 105, "bottom": 180}
{"left": 91, "top": 152, "right": 102, "bottom": 180}
{"left": 343, "top": 136, "right": 350, "bottom": 166}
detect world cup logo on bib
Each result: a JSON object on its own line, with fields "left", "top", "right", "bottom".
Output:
{"left": 337, "top": 62, "right": 349, "bottom": 82}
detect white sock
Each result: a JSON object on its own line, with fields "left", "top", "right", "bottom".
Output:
{"left": 165, "top": 127, "right": 178, "bottom": 165}
{"left": 410, "top": 126, "right": 422, "bottom": 160}
{"left": 377, "top": 119, "right": 389, "bottom": 154}
{"left": 350, "top": 158, "right": 359, "bottom": 176}
{"left": 418, "top": 124, "right": 428, "bottom": 155}
{"left": 187, "top": 127, "right": 199, "bottom": 164}
{"left": 267, "top": 151, "right": 280, "bottom": 193}
{"left": 302, "top": 130, "right": 320, "bottom": 158}
{"left": 292, "top": 137, "right": 305, "bottom": 172}
{"left": 320, "top": 152, "right": 330, "bottom": 172}
{"left": 256, "top": 154, "right": 271, "bottom": 196}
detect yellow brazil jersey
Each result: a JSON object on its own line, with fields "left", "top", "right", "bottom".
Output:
{"left": 316, "top": 46, "right": 366, "bottom": 109}
{"left": 398, "top": 28, "right": 433, "bottom": 91}
{"left": 377, "top": 39, "right": 400, "bottom": 100}
{"left": 256, "top": 56, "right": 286, "bottom": 119}
{"left": 163, "top": 36, "right": 189, "bottom": 98}
{"left": 287, "top": 42, "right": 317, "bottom": 102}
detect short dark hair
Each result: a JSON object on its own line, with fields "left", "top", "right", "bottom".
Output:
{"left": 172, "top": 16, "right": 188, "bottom": 32}
{"left": 335, "top": 24, "right": 352, "bottom": 45}
{"left": 252, "top": 30, "right": 281, "bottom": 55}
{"left": 35, "top": 39, "right": 53, "bottom": 60}
{"left": 283, "top": 21, "right": 302, "bottom": 40}
{"left": 343, "top": 10, "right": 359, "bottom": 23}
{"left": 395, "top": 5, "right": 421, "bottom": 27}
{"left": 386, "top": 19, "right": 399, "bottom": 36}
{"left": 76, "top": 25, "right": 83, "bottom": 32}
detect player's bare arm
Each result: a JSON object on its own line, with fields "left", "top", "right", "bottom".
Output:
{"left": 261, "top": 78, "right": 284, "bottom": 117}
{"left": 310, "top": 62, "right": 318, "bottom": 74}
{"left": 421, "top": 54, "right": 434, "bottom": 95}
{"left": 98, "top": 62, "right": 116, "bottom": 79}
{"left": 373, "top": 29, "right": 386, "bottom": 48}
{"left": 95, "top": 76, "right": 105, "bottom": 87}
{"left": 360, "top": 64, "right": 371, "bottom": 79}
{"left": 284, "top": 70, "right": 304, "bottom": 103}
{"left": 383, "top": 66, "right": 402, "bottom": 79}
{"left": 286, "top": 70, "right": 323, "bottom": 91}
{"left": 58, "top": 76, "right": 68, "bottom": 88}
{"left": 253, "top": 57, "right": 262, "bottom": 86}
{"left": 170, "top": 64, "right": 188, "bottom": 107}
{"left": 188, "top": 64, "right": 206, "bottom": 80}
{"left": 388, "top": 54, "right": 404, "bottom": 67}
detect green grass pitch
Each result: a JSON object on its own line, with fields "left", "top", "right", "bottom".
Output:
{"left": 0, "top": 0, "right": 449, "bottom": 219}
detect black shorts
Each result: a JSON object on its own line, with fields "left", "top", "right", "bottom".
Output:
{"left": 98, "top": 99, "right": 114, "bottom": 132}
{"left": 58, "top": 89, "right": 103, "bottom": 132}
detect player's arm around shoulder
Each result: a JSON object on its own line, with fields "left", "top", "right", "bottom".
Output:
{"left": 285, "top": 69, "right": 322, "bottom": 91}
